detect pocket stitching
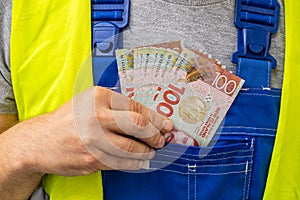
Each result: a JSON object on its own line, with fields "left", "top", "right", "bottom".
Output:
{"left": 242, "top": 138, "right": 255, "bottom": 200}
{"left": 159, "top": 148, "right": 252, "bottom": 157}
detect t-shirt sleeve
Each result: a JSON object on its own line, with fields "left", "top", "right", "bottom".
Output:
{"left": 0, "top": 0, "right": 17, "bottom": 114}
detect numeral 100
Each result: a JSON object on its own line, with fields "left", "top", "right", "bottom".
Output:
{"left": 156, "top": 84, "right": 186, "bottom": 117}
{"left": 212, "top": 72, "right": 237, "bottom": 95}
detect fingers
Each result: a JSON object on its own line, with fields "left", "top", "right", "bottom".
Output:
{"left": 82, "top": 127, "right": 153, "bottom": 170}
{"left": 93, "top": 87, "right": 173, "bottom": 148}
{"left": 92, "top": 150, "right": 150, "bottom": 170}
{"left": 110, "top": 110, "right": 165, "bottom": 148}
{"left": 109, "top": 91, "right": 173, "bottom": 132}
{"left": 60, "top": 150, "right": 150, "bottom": 175}
{"left": 94, "top": 130, "right": 156, "bottom": 160}
{"left": 147, "top": 108, "right": 173, "bottom": 133}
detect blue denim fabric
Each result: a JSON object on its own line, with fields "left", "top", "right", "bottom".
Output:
{"left": 103, "top": 88, "right": 281, "bottom": 200}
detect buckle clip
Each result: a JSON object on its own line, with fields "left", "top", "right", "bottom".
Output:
{"left": 92, "top": 0, "right": 130, "bottom": 57}
{"left": 231, "top": 0, "right": 280, "bottom": 69}
{"left": 93, "top": 23, "right": 121, "bottom": 57}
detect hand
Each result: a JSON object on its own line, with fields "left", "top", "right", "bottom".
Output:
{"left": 11, "top": 86, "right": 172, "bottom": 176}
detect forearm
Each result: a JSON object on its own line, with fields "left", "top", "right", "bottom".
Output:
{"left": 0, "top": 87, "right": 173, "bottom": 199}
{"left": 0, "top": 123, "right": 44, "bottom": 200}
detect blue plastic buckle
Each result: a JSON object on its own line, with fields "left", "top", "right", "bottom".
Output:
{"left": 92, "top": 0, "right": 130, "bottom": 57}
{"left": 232, "top": 0, "right": 280, "bottom": 69}
{"left": 91, "top": 0, "right": 130, "bottom": 88}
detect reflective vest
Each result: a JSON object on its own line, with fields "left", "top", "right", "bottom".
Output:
{"left": 10, "top": 0, "right": 103, "bottom": 199}
{"left": 10, "top": 0, "right": 300, "bottom": 199}
{"left": 263, "top": 0, "right": 300, "bottom": 199}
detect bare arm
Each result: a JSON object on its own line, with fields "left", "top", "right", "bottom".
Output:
{"left": 0, "top": 114, "right": 44, "bottom": 200}
{"left": 0, "top": 124, "right": 44, "bottom": 200}
{"left": 0, "top": 87, "right": 173, "bottom": 200}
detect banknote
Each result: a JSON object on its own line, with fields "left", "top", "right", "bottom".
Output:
{"left": 133, "top": 47, "right": 170, "bottom": 108}
{"left": 153, "top": 78, "right": 243, "bottom": 146}
{"left": 138, "top": 41, "right": 182, "bottom": 82}
{"left": 116, "top": 42, "right": 245, "bottom": 146}
{"left": 131, "top": 42, "right": 182, "bottom": 106}
{"left": 145, "top": 49, "right": 244, "bottom": 146}
{"left": 134, "top": 48, "right": 183, "bottom": 108}
{"left": 117, "top": 41, "right": 183, "bottom": 99}
{"left": 174, "top": 48, "right": 243, "bottom": 98}
{"left": 116, "top": 48, "right": 134, "bottom": 98}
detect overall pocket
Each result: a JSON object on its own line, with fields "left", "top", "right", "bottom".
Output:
{"left": 103, "top": 136, "right": 254, "bottom": 200}
{"left": 103, "top": 89, "right": 281, "bottom": 200}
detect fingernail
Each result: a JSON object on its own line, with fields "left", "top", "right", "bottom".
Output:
{"left": 162, "top": 119, "right": 173, "bottom": 132}
{"left": 157, "top": 136, "right": 165, "bottom": 148}
{"left": 140, "top": 160, "right": 150, "bottom": 169}
{"left": 147, "top": 150, "right": 155, "bottom": 159}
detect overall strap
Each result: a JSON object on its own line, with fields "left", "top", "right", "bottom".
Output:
{"left": 232, "top": 0, "right": 280, "bottom": 88}
{"left": 91, "top": 0, "right": 130, "bottom": 90}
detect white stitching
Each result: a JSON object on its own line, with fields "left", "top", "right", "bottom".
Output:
{"left": 238, "top": 59, "right": 242, "bottom": 76}
{"left": 187, "top": 164, "right": 197, "bottom": 200}
{"left": 219, "top": 132, "right": 275, "bottom": 137}
{"left": 152, "top": 160, "right": 251, "bottom": 168}
{"left": 147, "top": 168, "right": 252, "bottom": 176}
{"left": 241, "top": 88, "right": 281, "bottom": 92}
{"left": 188, "top": 164, "right": 190, "bottom": 200}
{"left": 160, "top": 149, "right": 252, "bottom": 157}
{"left": 102, "top": 171, "right": 106, "bottom": 187}
{"left": 246, "top": 138, "right": 255, "bottom": 198}
{"left": 155, "top": 153, "right": 252, "bottom": 162}
{"left": 268, "top": 16, "right": 272, "bottom": 26}
{"left": 220, "top": 126, "right": 277, "bottom": 131}
{"left": 194, "top": 170, "right": 197, "bottom": 200}
{"left": 242, "top": 162, "right": 247, "bottom": 200}
{"left": 239, "top": 92, "right": 280, "bottom": 98}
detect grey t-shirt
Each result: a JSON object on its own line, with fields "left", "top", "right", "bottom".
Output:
{"left": 0, "top": 0, "right": 16, "bottom": 114}
{"left": 0, "top": 0, "right": 285, "bottom": 114}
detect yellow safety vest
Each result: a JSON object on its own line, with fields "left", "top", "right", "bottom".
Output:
{"left": 10, "top": 0, "right": 103, "bottom": 199}
{"left": 9, "top": 0, "right": 300, "bottom": 199}
{"left": 263, "top": 0, "right": 300, "bottom": 199}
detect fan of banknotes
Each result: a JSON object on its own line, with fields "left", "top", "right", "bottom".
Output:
{"left": 116, "top": 41, "right": 244, "bottom": 146}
